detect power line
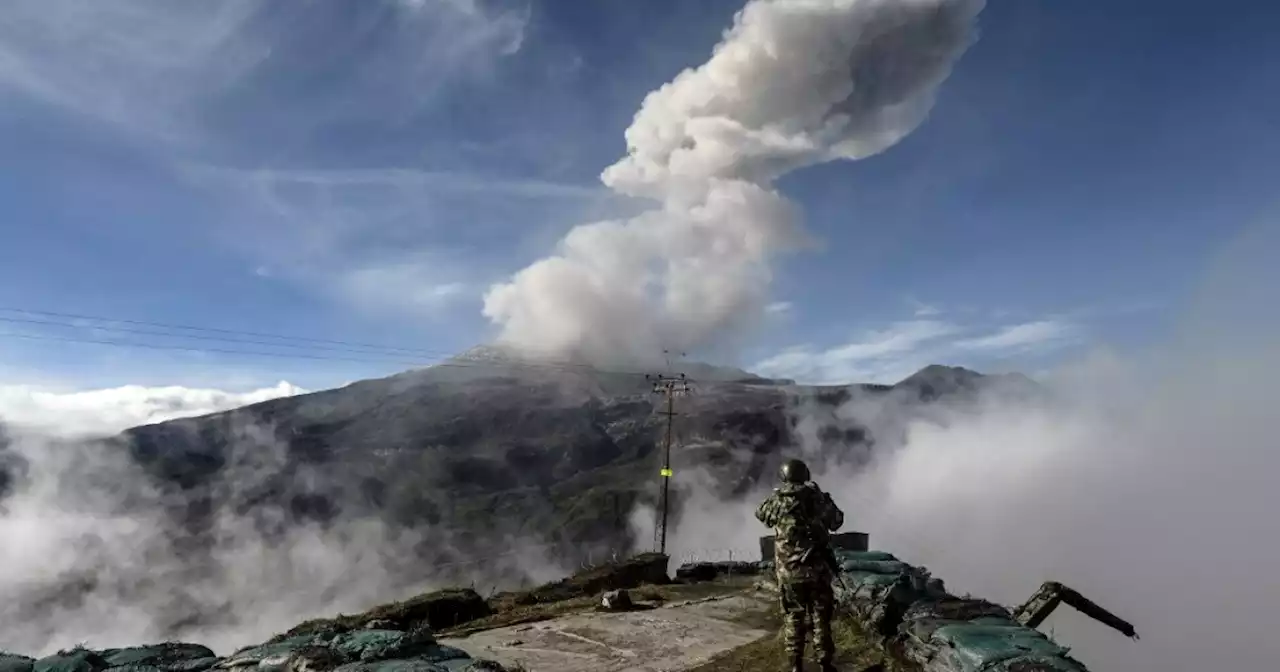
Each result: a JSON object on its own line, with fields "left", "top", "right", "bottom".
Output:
{"left": 0, "top": 306, "right": 449, "bottom": 356}
{"left": 0, "top": 328, "right": 683, "bottom": 380}
{"left": 0, "top": 330, "right": 432, "bottom": 366}
{"left": 0, "top": 307, "right": 654, "bottom": 375}
{"left": 0, "top": 314, "right": 452, "bottom": 358}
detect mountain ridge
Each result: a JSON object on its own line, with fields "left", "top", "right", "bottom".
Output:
{"left": 0, "top": 357, "right": 1038, "bottom": 653}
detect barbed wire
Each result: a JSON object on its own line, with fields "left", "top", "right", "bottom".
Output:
{"left": 674, "top": 547, "right": 761, "bottom": 565}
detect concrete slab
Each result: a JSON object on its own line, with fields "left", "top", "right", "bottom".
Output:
{"left": 439, "top": 593, "right": 776, "bottom": 672}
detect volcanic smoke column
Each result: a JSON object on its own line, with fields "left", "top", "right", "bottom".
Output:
{"left": 483, "top": 0, "right": 986, "bottom": 366}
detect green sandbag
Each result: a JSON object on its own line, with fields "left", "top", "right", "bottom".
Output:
{"left": 987, "top": 655, "right": 1089, "bottom": 672}
{"left": 841, "top": 560, "right": 911, "bottom": 575}
{"left": 103, "top": 665, "right": 161, "bottom": 672}
{"left": 101, "top": 644, "right": 215, "bottom": 670}
{"left": 413, "top": 646, "right": 469, "bottom": 664}
{"left": 219, "top": 635, "right": 331, "bottom": 668}
{"left": 931, "top": 623, "right": 1072, "bottom": 671}
{"left": 835, "top": 550, "right": 898, "bottom": 563}
{"left": 0, "top": 653, "right": 34, "bottom": 672}
{"left": 331, "top": 630, "right": 439, "bottom": 663}
{"left": 164, "top": 658, "right": 218, "bottom": 672}
{"left": 33, "top": 650, "right": 106, "bottom": 672}
{"left": 969, "top": 616, "right": 1020, "bottom": 627}
{"left": 34, "top": 650, "right": 107, "bottom": 672}
{"left": 844, "top": 571, "right": 902, "bottom": 588}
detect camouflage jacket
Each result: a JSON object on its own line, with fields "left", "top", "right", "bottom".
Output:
{"left": 756, "top": 482, "right": 844, "bottom": 583}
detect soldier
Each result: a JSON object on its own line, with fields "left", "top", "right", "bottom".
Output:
{"left": 756, "top": 458, "right": 844, "bottom": 672}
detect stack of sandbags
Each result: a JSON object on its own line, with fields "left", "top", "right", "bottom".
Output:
{"left": 832, "top": 550, "right": 1093, "bottom": 672}
{"left": 833, "top": 550, "right": 948, "bottom": 638}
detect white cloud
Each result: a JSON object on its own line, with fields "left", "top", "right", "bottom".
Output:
{"left": 0, "top": 0, "right": 266, "bottom": 143}
{"left": 211, "top": 167, "right": 609, "bottom": 202}
{"left": 755, "top": 315, "right": 1079, "bottom": 384}
{"left": 0, "top": 381, "right": 305, "bottom": 438}
{"left": 340, "top": 260, "right": 474, "bottom": 316}
{"left": 766, "top": 301, "right": 792, "bottom": 315}
{"left": 181, "top": 165, "right": 617, "bottom": 322}
{"left": 906, "top": 297, "right": 942, "bottom": 316}
{"left": 0, "top": 0, "right": 553, "bottom": 328}
{"left": 755, "top": 319, "right": 964, "bottom": 384}
{"left": 953, "top": 319, "right": 1079, "bottom": 352}
{"left": 0, "top": 0, "right": 529, "bottom": 145}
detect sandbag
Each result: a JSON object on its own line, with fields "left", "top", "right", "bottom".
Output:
{"left": 33, "top": 650, "right": 106, "bottom": 672}
{"left": 843, "top": 571, "right": 903, "bottom": 588}
{"left": 841, "top": 560, "right": 911, "bottom": 575}
{"left": 164, "top": 659, "right": 218, "bottom": 672}
{"left": 217, "top": 635, "right": 332, "bottom": 669}
{"left": 331, "top": 630, "right": 440, "bottom": 663}
{"left": 984, "top": 655, "right": 1089, "bottom": 672}
{"left": 0, "top": 653, "right": 34, "bottom": 672}
{"left": 828, "top": 550, "right": 1095, "bottom": 672}
{"left": 834, "top": 550, "right": 898, "bottom": 563}
{"left": 931, "top": 623, "right": 1074, "bottom": 671}
{"left": 101, "top": 644, "right": 216, "bottom": 672}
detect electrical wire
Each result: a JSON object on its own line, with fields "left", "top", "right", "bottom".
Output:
{"left": 0, "top": 306, "right": 656, "bottom": 375}
{"left": 0, "top": 325, "right": 670, "bottom": 379}
{"left": 0, "top": 306, "right": 441, "bottom": 355}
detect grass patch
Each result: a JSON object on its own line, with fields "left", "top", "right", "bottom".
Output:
{"left": 685, "top": 610, "right": 915, "bottom": 672}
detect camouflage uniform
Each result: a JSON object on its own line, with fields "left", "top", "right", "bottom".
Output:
{"left": 756, "top": 461, "right": 844, "bottom": 672}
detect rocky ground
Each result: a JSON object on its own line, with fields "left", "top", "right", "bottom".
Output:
{"left": 441, "top": 591, "right": 775, "bottom": 671}
{"left": 0, "top": 553, "right": 878, "bottom": 672}
{"left": 1, "top": 544, "right": 1119, "bottom": 672}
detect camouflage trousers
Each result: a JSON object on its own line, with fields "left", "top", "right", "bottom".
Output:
{"left": 779, "top": 578, "right": 835, "bottom": 665}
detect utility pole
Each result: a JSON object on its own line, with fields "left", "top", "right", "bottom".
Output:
{"left": 646, "top": 354, "right": 690, "bottom": 556}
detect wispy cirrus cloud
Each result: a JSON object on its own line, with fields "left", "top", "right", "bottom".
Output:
{"left": 337, "top": 257, "right": 475, "bottom": 319}
{"left": 213, "top": 167, "right": 610, "bottom": 202}
{"left": 188, "top": 164, "right": 621, "bottom": 322}
{"left": 755, "top": 315, "right": 1080, "bottom": 384}
{"left": 952, "top": 319, "right": 1080, "bottom": 352}
{"left": 0, "top": 0, "right": 530, "bottom": 146}
{"left": 0, "top": 0, "right": 549, "bottom": 327}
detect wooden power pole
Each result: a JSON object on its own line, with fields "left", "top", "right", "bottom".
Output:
{"left": 646, "top": 366, "right": 690, "bottom": 556}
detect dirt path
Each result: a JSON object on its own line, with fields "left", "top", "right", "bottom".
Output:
{"left": 439, "top": 593, "right": 776, "bottom": 672}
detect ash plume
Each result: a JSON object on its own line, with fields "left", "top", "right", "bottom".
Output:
{"left": 484, "top": 0, "right": 986, "bottom": 366}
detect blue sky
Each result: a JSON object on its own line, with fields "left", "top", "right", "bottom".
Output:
{"left": 0, "top": 0, "right": 1277, "bottom": 410}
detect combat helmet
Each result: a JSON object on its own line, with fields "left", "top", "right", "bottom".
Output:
{"left": 779, "top": 458, "right": 810, "bottom": 484}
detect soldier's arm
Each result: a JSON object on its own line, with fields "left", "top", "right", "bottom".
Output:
{"left": 821, "top": 491, "right": 844, "bottom": 531}
{"left": 755, "top": 495, "right": 778, "bottom": 528}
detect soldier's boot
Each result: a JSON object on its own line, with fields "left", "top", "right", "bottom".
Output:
{"left": 787, "top": 650, "right": 805, "bottom": 672}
